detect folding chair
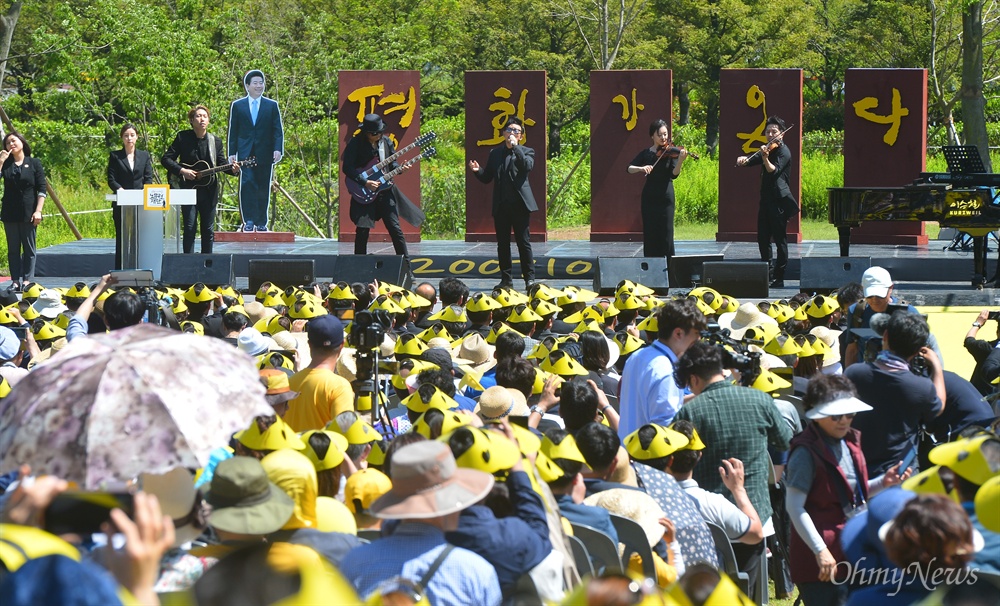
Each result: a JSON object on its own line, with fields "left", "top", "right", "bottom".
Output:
{"left": 705, "top": 521, "right": 751, "bottom": 597}
{"left": 608, "top": 514, "right": 657, "bottom": 579}
{"left": 566, "top": 533, "right": 594, "bottom": 578}
{"left": 570, "top": 523, "right": 623, "bottom": 574}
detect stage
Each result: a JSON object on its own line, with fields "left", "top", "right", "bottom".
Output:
{"left": 29, "top": 233, "right": 1000, "bottom": 306}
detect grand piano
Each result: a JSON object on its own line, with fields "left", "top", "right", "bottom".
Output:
{"left": 829, "top": 146, "right": 1000, "bottom": 287}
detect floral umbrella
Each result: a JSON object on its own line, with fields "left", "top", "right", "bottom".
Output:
{"left": 0, "top": 324, "right": 273, "bottom": 489}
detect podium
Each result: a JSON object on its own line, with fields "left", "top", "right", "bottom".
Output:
{"left": 106, "top": 188, "right": 196, "bottom": 279}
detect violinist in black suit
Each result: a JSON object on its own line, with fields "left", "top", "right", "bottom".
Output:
{"left": 468, "top": 117, "right": 538, "bottom": 291}
{"left": 107, "top": 123, "right": 154, "bottom": 270}
{"left": 737, "top": 115, "right": 797, "bottom": 288}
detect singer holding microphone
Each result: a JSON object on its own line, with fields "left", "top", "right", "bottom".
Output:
{"left": 468, "top": 117, "right": 538, "bottom": 292}
{"left": 1, "top": 133, "right": 47, "bottom": 291}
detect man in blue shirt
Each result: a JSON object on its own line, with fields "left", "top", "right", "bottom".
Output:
{"left": 618, "top": 298, "right": 706, "bottom": 440}
{"left": 340, "top": 441, "right": 502, "bottom": 605}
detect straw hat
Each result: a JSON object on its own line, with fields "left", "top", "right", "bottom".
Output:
{"left": 717, "top": 302, "right": 778, "bottom": 339}
{"left": 474, "top": 386, "right": 530, "bottom": 421}
{"left": 369, "top": 441, "right": 494, "bottom": 519}
{"left": 452, "top": 333, "right": 496, "bottom": 371}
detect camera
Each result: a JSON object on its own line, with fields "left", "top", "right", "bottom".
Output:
{"left": 989, "top": 311, "right": 1000, "bottom": 321}
{"left": 351, "top": 310, "right": 386, "bottom": 353}
{"left": 700, "top": 322, "right": 763, "bottom": 385}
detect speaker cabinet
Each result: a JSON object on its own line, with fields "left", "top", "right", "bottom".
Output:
{"left": 702, "top": 261, "right": 770, "bottom": 298}
{"left": 799, "top": 257, "right": 872, "bottom": 293}
{"left": 334, "top": 255, "right": 412, "bottom": 289}
{"left": 593, "top": 257, "right": 669, "bottom": 295}
{"left": 248, "top": 259, "right": 316, "bottom": 293}
{"left": 669, "top": 254, "right": 725, "bottom": 289}
{"left": 160, "top": 254, "right": 234, "bottom": 287}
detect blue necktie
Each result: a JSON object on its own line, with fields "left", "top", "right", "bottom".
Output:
{"left": 250, "top": 98, "right": 259, "bottom": 125}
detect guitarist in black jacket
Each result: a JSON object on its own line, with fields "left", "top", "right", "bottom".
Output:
{"left": 162, "top": 104, "right": 234, "bottom": 254}
{"left": 342, "top": 113, "right": 412, "bottom": 259}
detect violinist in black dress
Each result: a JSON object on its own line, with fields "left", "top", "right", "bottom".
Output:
{"left": 627, "top": 119, "right": 688, "bottom": 259}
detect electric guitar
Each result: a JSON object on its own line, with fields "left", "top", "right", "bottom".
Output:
{"left": 347, "top": 147, "right": 437, "bottom": 204}
{"left": 180, "top": 157, "right": 256, "bottom": 188}
{"left": 346, "top": 133, "right": 436, "bottom": 204}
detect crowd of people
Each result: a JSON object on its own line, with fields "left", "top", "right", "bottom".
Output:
{"left": 0, "top": 265, "right": 998, "bottom": 605}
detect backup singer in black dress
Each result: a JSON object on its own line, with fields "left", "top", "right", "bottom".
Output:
{"left": 627, "top": 119, "right": 687, "bottom": 259}
{"left": 107, "top": 123, "right": 154, "bottom": 269}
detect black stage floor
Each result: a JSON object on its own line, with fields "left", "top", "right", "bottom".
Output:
{"left": 32, "top": 235, "right": 1000, "bottom": 305}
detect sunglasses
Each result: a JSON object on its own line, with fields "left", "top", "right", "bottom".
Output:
{"left": 829, "top": 413, "right": 857, "bottom": 421}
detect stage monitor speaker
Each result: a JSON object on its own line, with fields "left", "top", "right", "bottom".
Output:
{"left": 248, "top": 259, "right": 316, "bottom": 293}
{"left": 160, "top": 254, "right": 234, "bottom": 287}
{"left": 333, "top": 255, "right": 411, "bottom": 289}
{"left": 702, "top": 261, "right": 770, "bottom": 298}
{"left": 799, "top": 257, "right": 872, "bottom": 293}
{"left": 669, "top": 254, "right": 725, "bottom": 289}
{"left": 593, "top": 257, "right": 669, "bottom": 295}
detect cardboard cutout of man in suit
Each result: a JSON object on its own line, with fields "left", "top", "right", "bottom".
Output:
{"left": 228, "top": 69, "right": 284, "bottom": 232}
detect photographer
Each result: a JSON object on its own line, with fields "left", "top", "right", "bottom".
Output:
{"left": 0, "top": 311, "right": 38, "bottom": 386}
{"left": 845, "top": 311, "right": 945, "bottom": 478}
{"left": 65, "top": 274, "right": 147, "bottom": 341}
{"left": 964, "top": 309, "right": 1000, "bottom": 396}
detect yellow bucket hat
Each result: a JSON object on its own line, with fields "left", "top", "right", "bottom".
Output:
{"left": 466, "top": 292, "right": 502, "bottom": 312}
{"left": 412, "top": 409, "right": 471, "bottom": 439}
{"left": 299, "top": 430, "right": 348, "bottom": 471}
{"left": 327, "top": 282, "right": 358, "bottom": 301}
{"left": 427, "top": 305, "right": 468, "bottom": 323}
{"left": 613, "top": 331, "right": 644, "bottom": 356}
{"left": 401, "top": 384, "right": 459, "bottom": 413}
{"left": 184, "top": 282, "right": 216, "bottom": 303}
{"left": 540, "top": 350, "right": 589, "bottom": 377}
{"left": 235, "top": 416, "right": 306, "bottom": 452}
{"left": 440, "top": 426, "right": 521, "bottom": 474}
{"left": 327, "top": 417, "right": 381, "bottom": 445}
{"left": 624, "top": 424, "right": 691, "bottom": 460}
{"left": 486, "top": 321, "right": 524, "bottom": 344}
{"left": 541, "top": 432, "right": 587, "bottom": 464}
{"left": 929, "top": 435, "right": 1000, "bottom": 485}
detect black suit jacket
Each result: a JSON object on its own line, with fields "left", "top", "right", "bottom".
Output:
{"left": 227, "top": 95, "right": 283, "bottom": 163}
{"left": 161, "top": 130, "right": 230, "bottom": 191}
{"left": 107, "top": 149, "right": 153, "bottom": 192}
{"left": 472, "top": 144, "right": 538, "bottom": 216}
{"left": 0, "top": 157, "right": 46, "bottom": 223}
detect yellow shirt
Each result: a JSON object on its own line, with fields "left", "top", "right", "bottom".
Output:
{"left": 285, "top": 368, "right": 354, "bottom": 431}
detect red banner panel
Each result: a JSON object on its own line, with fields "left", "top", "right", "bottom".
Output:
{"left": 844, "top": 68, "right": 928, "bottom": 245}
{"left": 718, "top": 69, "right": 803, "bottom": 243}
{"left": 465, "top": 71, "right": 547, "bottom": 242}
{"left": 338, "top": 71, "right": 422, "bottom": 242}
{"left": 590, "top": 70, "right": 672, "bottom": 242}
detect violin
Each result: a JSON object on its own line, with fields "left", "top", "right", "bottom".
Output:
{"left": 737, "top": 124, "right": 795, "bottom": 167}
{"left": 656, "top": 143, "right": 700, "bottom": 161}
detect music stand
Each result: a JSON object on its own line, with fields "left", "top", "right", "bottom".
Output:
{"left": 942, "top": 146, "right": 987, "bottom": 174}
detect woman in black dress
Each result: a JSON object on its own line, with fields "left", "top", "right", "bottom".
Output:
{"left": 0, "top": 133, "right": 47, "bottom": 290}
{"left": 107, "top": 123, "right": 154, "bottom": 270}
{"left": 627, "top": 119, "right": 688, "bottom": 258}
